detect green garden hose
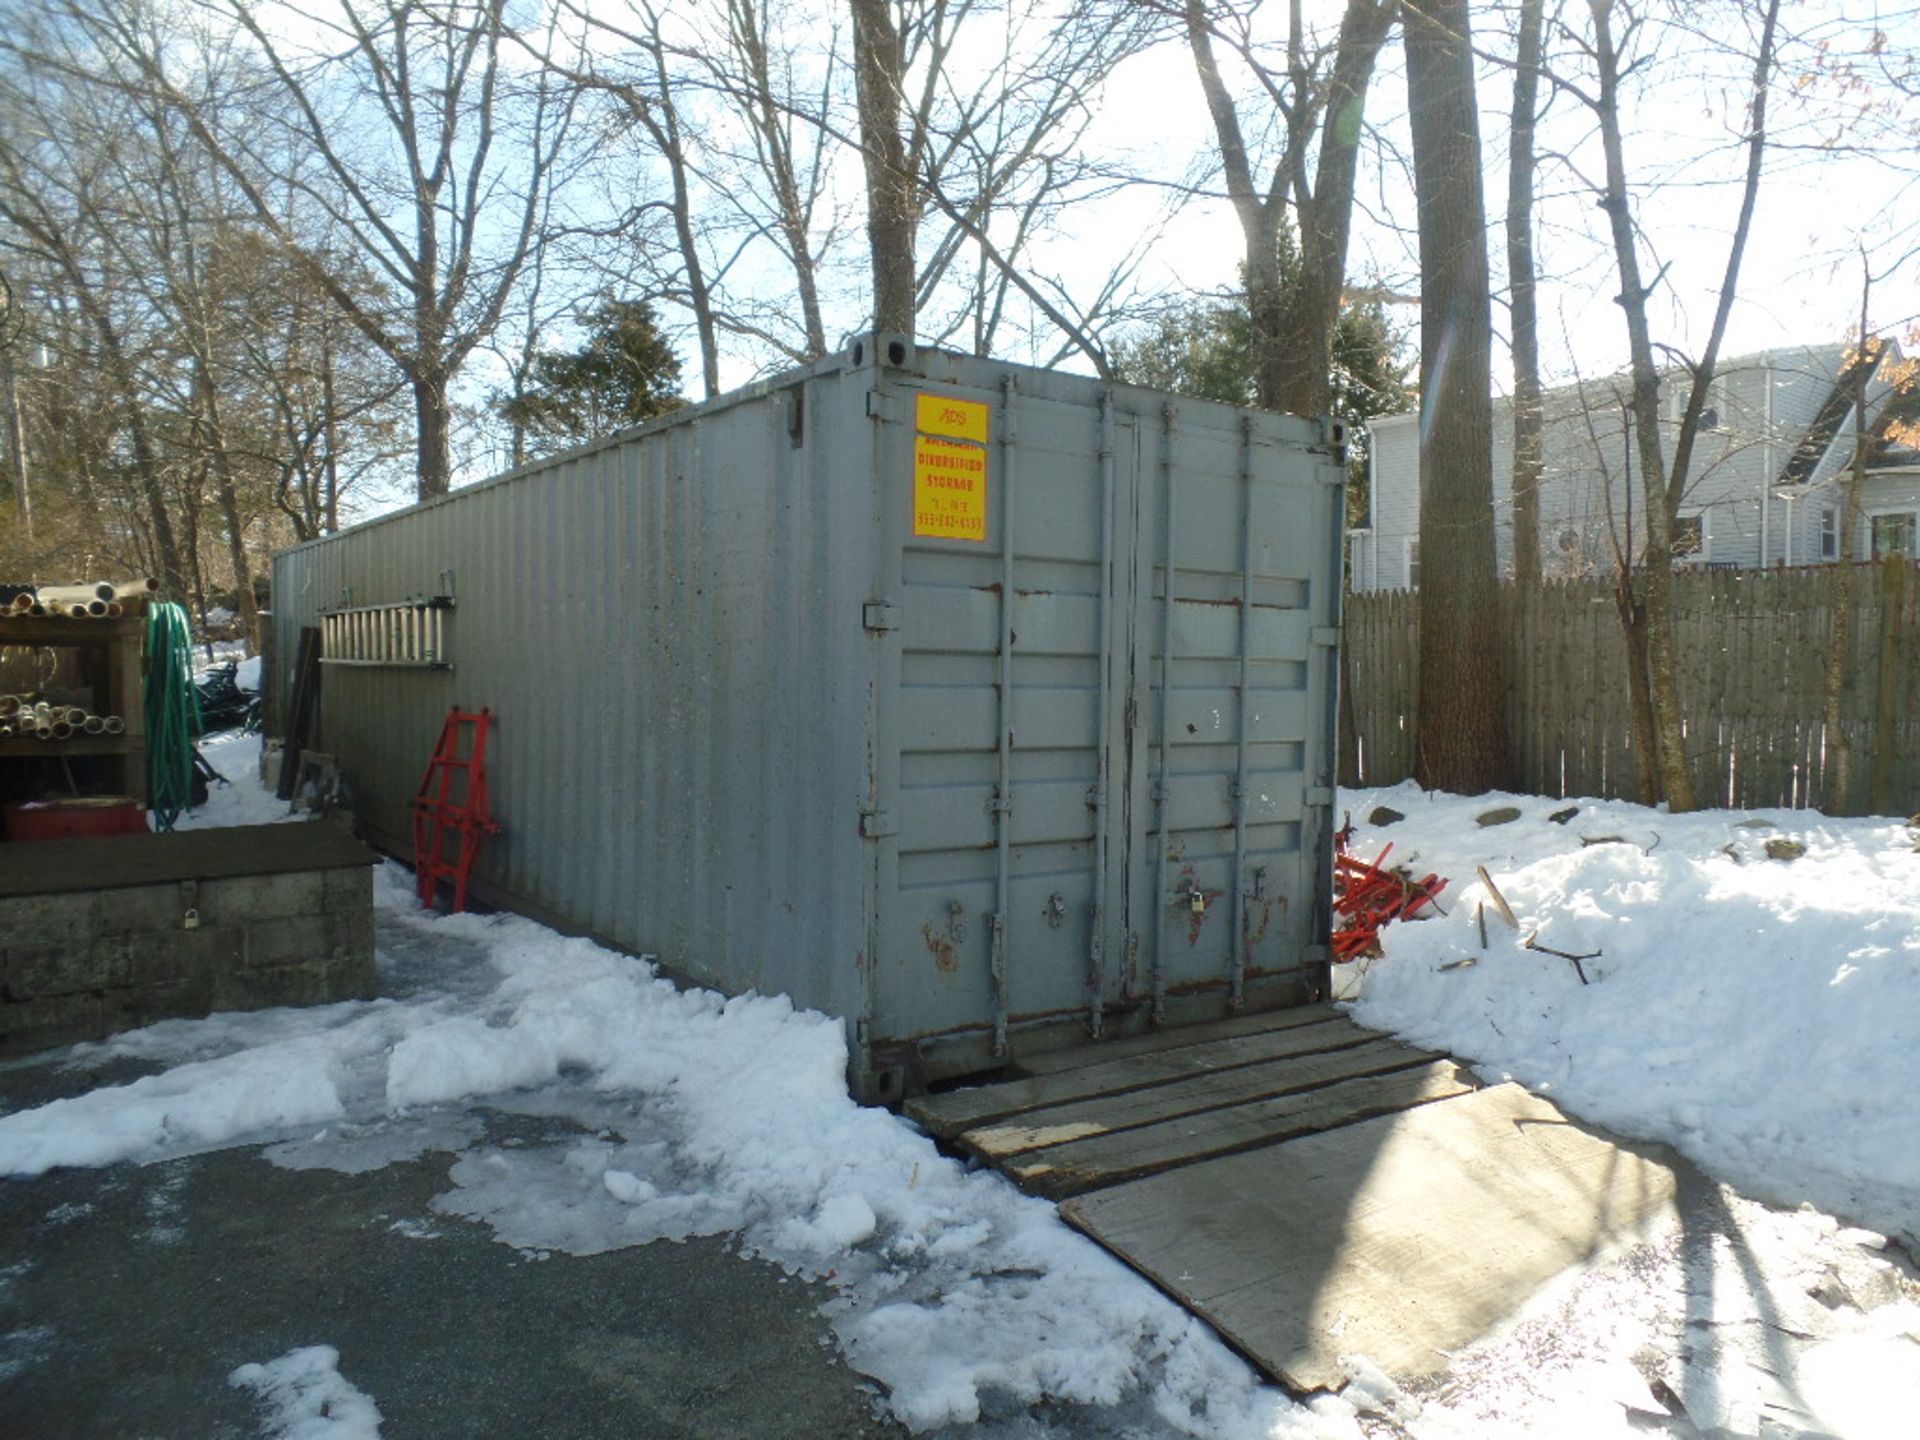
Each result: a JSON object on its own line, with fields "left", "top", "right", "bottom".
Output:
{"left": 145, "top": 602, "right": 202, "bottom": 831}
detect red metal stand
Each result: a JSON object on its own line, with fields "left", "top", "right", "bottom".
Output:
{"left": 410, "top": 708, "right": 501, "bottom": 913}
{"left": 1332, "top": 832, "right": 1447, "bottom": 960}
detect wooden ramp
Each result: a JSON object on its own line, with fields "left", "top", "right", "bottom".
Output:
{"left": 907, "top": 1007, "right": 1677, "bottom": 1393}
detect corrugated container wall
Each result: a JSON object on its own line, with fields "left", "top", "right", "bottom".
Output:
{"left": 272, "top": 339, "right": 1348, "bottom": 1099}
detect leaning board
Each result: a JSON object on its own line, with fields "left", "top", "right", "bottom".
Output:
{"left": 1059, "top": 1082, "right": 1678, "bottom": 1392}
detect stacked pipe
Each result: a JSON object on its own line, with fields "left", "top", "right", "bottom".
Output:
{"left": 0, "top": 695, "right": 125, "bottom": 739}
{"left": 3, "top": 578, "right": 159, "bottom": 619}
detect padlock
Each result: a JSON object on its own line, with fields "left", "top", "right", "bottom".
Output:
{"left": 183, "top": 908, "right": 201, "bottom": 931}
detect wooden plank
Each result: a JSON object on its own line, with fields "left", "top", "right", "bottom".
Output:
{"left": 964, "top": 1036, "right": 1442, "bottom": 1159}
{"left": 0, "top": 821, "right": 374, "bottom": 898}
{"left": 1061, "top": 1082, "right": 1678, "bottom": 1392}
{"left": 1012, "top": 1002, "right": 1340, "bottom": 1078}
{"left": 1001, "top": 1059, "right": 1474, "bottom": 1198}
{"left": 905, "top": 1014, "right": 1375, "bottom": 1138}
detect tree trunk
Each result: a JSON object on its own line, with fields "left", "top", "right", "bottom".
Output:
{"left": 414, "top": 364, "right": 452, "bottom": 501}
{"left": 97, "top": 313, "right": 185, "bottom": 596}
{"left": 1272, "top": 0, "right": 1397, "bottom": 419}
{"left": 1823, "top": 268, "right": 1876, "bottom": 813}
{"left": 196, "top": 360, "right": 260, "bottom": 653}
{"left": 1506, "top": 0, "right": 1545, "bottom": 587}
{"left": 1246, "top": 239, "right": 1288, "bottom": 410}
{"left": 0, "top": 334, "right": 30, "bottom": 544}
{"left": 850, "top": 0, "right": 918, "bottom": 335}
{"left": 321, "top": 317, "right": 342, "bottom": 533}
{"left": 1405, "top": 0, "right": 1508, "bottom": 794}
{"left": 1612, "top": 574, "right": 1661, "bottom": 802}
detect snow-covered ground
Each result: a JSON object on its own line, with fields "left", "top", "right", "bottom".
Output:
{"left": 2, "top": 739, "right": 1917, "bottom": 1438}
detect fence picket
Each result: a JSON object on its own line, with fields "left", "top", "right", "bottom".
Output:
{"left": 1345, "top": 562, "right": 1918, "bottom": 816}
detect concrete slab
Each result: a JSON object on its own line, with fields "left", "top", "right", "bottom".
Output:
{"left": 1060, "top": 1082, "right": 1678, "bottom": 1392}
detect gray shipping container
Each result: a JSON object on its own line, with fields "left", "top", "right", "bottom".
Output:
{"left": 271, "top": 338, "right": 1347, "bottom": 1100}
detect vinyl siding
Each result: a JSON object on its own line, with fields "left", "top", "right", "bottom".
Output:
{"left": 1356, "top": 344, "right": 1902, "bottom": 589}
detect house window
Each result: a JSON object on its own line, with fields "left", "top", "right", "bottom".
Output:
{"left": 1820, "top": 508, "right": 1838, "bottom": 561}
{"left": 1405, "top": 537, "right": 1420, "bottom": 591}
{"left": 1870, "top": 511, "right": 1916, "bottom": 561}
{"left": 1671, "top": 514, "right": 1706, "bottom": 560}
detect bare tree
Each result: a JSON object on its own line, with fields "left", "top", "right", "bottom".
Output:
{"left": 55, "top": 0, "right": 581, "bottom": 501}
{"left": 1181, "top": 0, "right": 1399, "bottom": 415}
{"left": 0, "top": 50, "right": 187, "bottom": 592}
{"left": 1405, "top": 0, "right": 1507, "bottom": 792}
{"left": 849, "top": 0, "right": 918, "bottom": 334}
{"left": 1582, "top": 0, "right": 1782, "bottom": 811}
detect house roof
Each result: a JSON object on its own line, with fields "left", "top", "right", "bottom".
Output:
{"left": 1776, "top": 341, "right": 1887, "bottom": 487}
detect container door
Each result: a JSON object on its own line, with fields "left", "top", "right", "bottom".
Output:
{"left": 1123, "top": 407, "right": 1336, "bottom": 1017}
{"left": 878, "top": 377, "right": 1136, "bottom": 1059}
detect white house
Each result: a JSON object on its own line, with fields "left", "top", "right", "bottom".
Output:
{"left": 1352, "top": 342, "right": 1917, "bottom": 591}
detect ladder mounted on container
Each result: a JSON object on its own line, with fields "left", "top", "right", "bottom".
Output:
{"left": 410, "top": 707, "right": 501, "bottom": 914}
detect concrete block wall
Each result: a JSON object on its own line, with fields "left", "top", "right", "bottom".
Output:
{"left": 0, "top": 864, "right": 375, "bottom": 1056}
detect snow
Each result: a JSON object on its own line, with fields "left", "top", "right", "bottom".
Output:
{"left": 229, "top": 1345, "right": 385, "bottom": 1439}
{"left": 3, "top": 755, "right": 1917, "bottom": 1435}
{"left": 1338, "top": 783, "right": 1920, "bottom": 1251}
{"left": 174, "top": 730, "right": 296, "bottom": 830}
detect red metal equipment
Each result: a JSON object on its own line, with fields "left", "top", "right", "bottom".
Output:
{"left": 410, "top": 708, "right": 501, "bottom": 913}
{"left": 1332, "top": 831, "right": 1447, "bottom": 959}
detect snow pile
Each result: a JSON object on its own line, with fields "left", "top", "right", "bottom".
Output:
{"left": 1341, "top": 783, "right": 1920, "bottom": 1247}
{"left": 0, "top": 1037, "right": 347, "bottom": 1174}
{"left": 229, "top": 1345, "right": 384, "bottom": 1439}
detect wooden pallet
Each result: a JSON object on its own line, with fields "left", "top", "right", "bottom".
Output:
{"left": 907, "top": 1007, "right": 1473, "bottom": 1199}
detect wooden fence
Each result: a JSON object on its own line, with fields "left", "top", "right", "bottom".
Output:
{"left": 1341, "top": 561, "right": 1920, "bottom": 816}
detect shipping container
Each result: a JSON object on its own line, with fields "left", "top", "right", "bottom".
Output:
{"left": 270, "top": 338, "right": 1348, "bottom": 1099}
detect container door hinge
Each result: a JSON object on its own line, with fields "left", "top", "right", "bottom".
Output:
{"left": 1306, "top": 785, "right": 1334, "bottom": 807}
{"left": 862, "top": 601, "right": 897, "bottom": 632}
{"left": 1311, "top": 626, "right": 1340, "bottom": 649}
{"left": 865, "top": 390, "right": 897, "bottom": 423}
{"left": 860, "top": 810, "right": 897, "bottom": 839}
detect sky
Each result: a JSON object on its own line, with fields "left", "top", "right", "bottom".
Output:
{"left": 233, "top": 0, "right": 1920, "bottom": 500}
{"left": 1028, "top": 0, "right": 1920, "bottom": 392}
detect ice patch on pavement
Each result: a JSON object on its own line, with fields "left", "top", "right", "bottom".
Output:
{"left": 230, "top": 1345, "right": 384, "bottom": 1439}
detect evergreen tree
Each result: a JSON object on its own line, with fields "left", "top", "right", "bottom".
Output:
{"left": 1113, "top": 264, "right": 1413, "bottom": 527}
{"left": 498, "top": 300, "right": 683, "bottom": 457}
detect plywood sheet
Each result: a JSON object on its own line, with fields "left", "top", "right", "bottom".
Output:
{"left": 1061, "top": 1083, "right": 1677, "bottom": 1392}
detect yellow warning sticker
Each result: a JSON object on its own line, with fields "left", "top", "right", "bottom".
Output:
{"left": 915, "top": 393, "right": 990, "bottom": 445}
{"left": 913, "top": 435, "right": 988, "bottom": 541}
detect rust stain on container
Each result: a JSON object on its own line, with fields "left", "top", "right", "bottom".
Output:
{"left": 922, "top": 924, "right": 958, "bottom": 973}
